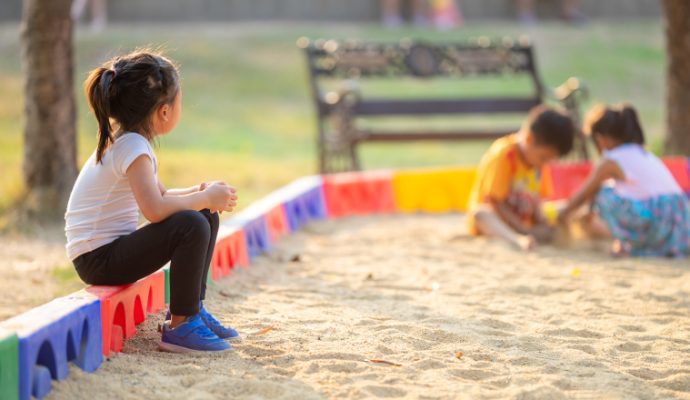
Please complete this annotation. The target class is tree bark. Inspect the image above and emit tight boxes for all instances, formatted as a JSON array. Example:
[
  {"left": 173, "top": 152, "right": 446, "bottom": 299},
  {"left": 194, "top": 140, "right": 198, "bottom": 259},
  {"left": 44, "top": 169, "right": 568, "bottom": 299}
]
[
  {"left": 663, "top": 0, "right": 690, "bottom": 156},
  {"left": 20, "top": 0, "right": 78, "bottom": 220}
]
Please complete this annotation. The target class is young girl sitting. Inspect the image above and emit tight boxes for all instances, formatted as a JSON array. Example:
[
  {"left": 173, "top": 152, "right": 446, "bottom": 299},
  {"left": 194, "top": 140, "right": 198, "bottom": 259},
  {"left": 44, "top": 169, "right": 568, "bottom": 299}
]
[
  {"left": 558, "top": 104, "right": 690, "bottom": 257},
  {"left": 65, "top": 50, "right": 239, "bottom": 352}
]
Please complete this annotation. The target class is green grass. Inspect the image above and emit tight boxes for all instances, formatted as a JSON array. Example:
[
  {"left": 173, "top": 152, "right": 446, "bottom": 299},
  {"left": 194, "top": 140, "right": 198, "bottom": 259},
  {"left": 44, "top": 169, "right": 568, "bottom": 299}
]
[{"left": 0, "top": 20, "right": 665, "bottom": 213}]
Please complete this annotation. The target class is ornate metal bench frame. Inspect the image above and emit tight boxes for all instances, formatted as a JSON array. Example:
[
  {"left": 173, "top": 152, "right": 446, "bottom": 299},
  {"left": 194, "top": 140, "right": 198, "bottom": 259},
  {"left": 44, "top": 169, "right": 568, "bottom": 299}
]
[{"left": 299, "top": 37, "right": 588, "bottom": 173}]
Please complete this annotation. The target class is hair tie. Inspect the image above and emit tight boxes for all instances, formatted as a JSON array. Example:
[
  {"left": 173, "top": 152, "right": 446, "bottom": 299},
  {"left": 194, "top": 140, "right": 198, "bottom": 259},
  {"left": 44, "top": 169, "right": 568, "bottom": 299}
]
[{"left": 110, "top": 69, "right": 117, "bottom": 78}]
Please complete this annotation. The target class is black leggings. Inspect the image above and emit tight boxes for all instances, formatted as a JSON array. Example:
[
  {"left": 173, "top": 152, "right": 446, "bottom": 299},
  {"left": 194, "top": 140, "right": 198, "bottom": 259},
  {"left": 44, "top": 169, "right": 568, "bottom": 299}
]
[{"left": 73, "top": 209, "right": 219, "bottom": 316}]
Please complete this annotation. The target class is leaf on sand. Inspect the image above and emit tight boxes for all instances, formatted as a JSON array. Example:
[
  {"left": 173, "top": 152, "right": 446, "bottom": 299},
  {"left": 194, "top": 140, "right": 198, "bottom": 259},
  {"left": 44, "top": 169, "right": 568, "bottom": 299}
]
[
  {"left": 455, "top": 351, "right": 463, "bottom": 359},
  {"left": 254, "top": 326, "right": 274, "bottom": 336},
  {"left": 368, "top": 359, "right": 402, "bottom": 367}
]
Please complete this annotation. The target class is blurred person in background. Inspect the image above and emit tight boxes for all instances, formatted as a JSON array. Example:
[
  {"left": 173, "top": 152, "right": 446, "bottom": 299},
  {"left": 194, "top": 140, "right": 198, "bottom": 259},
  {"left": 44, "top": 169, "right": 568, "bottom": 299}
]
[
  {"left": 71, "top": 0, "right": 108, "bottom": 32},
  {"left": 515, "top": 0, "right": 586, "bottom": 25},
  {"left": 382, "top": 0, "right": 463, "bottom": 29}
]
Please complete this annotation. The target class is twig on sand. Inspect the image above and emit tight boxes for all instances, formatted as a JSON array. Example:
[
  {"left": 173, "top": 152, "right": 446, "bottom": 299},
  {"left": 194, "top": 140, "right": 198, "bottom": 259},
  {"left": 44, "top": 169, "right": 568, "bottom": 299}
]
[
  {"left": 254, "top": 326, "right": 275, "bottom": 336},
  {"left": 367, "top": 359, "right": 402, "bottom": 367}
]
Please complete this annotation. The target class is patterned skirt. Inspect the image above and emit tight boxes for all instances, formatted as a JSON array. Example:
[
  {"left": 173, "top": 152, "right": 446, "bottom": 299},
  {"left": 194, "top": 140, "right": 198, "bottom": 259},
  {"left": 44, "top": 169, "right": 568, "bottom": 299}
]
[{"left": 594, "top": 187, "right": 690, "bottom": 257}]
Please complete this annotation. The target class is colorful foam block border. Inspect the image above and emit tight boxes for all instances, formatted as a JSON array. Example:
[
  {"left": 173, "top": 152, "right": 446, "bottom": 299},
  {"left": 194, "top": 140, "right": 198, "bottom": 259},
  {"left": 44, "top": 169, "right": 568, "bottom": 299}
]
[
  {"left": 0, "top": 296, "right": 102, "bottom": 400},
  {"left": 3, "top": 158, "right": 689, "bottom": 396}
]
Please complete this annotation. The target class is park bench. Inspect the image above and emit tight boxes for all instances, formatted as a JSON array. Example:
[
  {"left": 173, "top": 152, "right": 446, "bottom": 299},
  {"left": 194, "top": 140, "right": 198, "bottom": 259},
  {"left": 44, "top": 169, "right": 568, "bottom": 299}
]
[{"left": 299, "top": 37, "right": 588, "bottom": 173}]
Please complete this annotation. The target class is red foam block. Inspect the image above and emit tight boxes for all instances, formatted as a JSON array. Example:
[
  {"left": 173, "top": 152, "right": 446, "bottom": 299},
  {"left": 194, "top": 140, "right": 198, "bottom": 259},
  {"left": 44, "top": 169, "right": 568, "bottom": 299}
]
[
  {"left": 323, "top": 171, "right": 396, "bottom": 218},
  {"left": 84, "top": 270, "right": 165, "bottom": 356},
  {"left": 545, "top": 161, "right": 593, "bottom": 201},
  {"left": 265, "top": 204, "right": 289, "bottom": 243},
  {"left": 662, "top": 157, "right": 690, "bottom": 192},
  {"left": 211, "top": 228, "right": 249, "bottom": 281}
]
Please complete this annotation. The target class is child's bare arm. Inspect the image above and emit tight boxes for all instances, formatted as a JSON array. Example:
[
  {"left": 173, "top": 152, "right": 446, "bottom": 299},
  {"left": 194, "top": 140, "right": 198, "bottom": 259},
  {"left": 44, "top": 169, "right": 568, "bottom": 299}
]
[
  {"left": 128, "top": 155, "right": 236, "bottom": 223},
  {"left": 158, "top": 181, "right": 203, "bottom": 197},
  {"left": 558, "top": 159, "right": 624, "bottom": 222},
  {"left": 492, "top": 199, "right": 532, "bottom": 235}
]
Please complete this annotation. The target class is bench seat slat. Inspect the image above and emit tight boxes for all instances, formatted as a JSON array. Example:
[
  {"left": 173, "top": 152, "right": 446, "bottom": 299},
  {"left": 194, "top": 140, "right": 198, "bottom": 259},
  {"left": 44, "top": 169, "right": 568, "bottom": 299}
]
[
  {"left": 353, "top": 98, "right": 541, "bottom": 116},
  {"left": 360, "top": 129, "right": 515, "bottom": 142}
]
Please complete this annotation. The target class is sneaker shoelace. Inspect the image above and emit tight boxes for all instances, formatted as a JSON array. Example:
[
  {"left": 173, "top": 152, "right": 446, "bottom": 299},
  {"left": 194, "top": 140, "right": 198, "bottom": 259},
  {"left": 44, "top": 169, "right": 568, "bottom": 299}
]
[{"left": 200, "top": 307, "right": 225, "bottom": 330}]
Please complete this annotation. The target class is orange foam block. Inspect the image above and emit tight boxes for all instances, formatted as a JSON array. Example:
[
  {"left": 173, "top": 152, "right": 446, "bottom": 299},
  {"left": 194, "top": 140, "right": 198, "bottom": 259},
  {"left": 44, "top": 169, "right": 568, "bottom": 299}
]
[
  {"left": 392, "top": 167, "right": 477, "bottom": 213},
  {"left": 323, "top": 170, "right": 396, "bottom": 218},
  {"left": 80, "top": 270, "right": 165, "bottom": 356},
  {"left": 211, "top": 226, "right": 249, "bottom": 281}
]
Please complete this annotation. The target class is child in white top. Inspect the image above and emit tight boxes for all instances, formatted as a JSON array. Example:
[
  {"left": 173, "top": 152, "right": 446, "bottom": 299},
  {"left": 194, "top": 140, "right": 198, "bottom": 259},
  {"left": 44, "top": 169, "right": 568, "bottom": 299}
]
[
  {"left": 558, "top": 103, "right": 690, "bottom": 257},
  {"left": 65, "top": 50, "right": 240, "bottom": 352}
]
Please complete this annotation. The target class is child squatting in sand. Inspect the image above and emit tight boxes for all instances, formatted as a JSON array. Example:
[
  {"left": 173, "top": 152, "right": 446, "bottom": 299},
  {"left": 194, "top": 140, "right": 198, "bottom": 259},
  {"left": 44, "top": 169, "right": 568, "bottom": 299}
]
[
  {"left": 467, "top": 105, "right": 575, "bottom": 250},
  {"left": 558, "top": 103, "right": 690, "bottom": 257},
  {"left": 65, "top": 50, "right": 240, "bottom": 353}
]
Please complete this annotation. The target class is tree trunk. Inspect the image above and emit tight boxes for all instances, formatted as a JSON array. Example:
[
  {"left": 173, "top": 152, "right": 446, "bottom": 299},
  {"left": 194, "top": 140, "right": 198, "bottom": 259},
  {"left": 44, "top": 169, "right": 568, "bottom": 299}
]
[
  {"left": 20, "top": 0, "right": 78, "bottom": 220},
  {"left": 663, "top": 0, "right": 690, "bottom": 156}
]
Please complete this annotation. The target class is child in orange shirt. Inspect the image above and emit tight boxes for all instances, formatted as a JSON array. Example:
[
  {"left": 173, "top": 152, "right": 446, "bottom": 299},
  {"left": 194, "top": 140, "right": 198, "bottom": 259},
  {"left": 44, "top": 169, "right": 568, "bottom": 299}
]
[{"left": 467, "top": 105, "right": 575, "bottom": 250}]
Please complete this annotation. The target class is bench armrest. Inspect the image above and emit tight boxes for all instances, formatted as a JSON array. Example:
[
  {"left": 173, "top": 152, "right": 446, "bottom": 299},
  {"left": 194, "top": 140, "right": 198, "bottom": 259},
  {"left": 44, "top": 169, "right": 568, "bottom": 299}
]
[
  {"left": 547, "top": 77, "right": 588, "bottom": 104},
  {"left": 320, "top": 79, "right": 362, "bottom": 108}
]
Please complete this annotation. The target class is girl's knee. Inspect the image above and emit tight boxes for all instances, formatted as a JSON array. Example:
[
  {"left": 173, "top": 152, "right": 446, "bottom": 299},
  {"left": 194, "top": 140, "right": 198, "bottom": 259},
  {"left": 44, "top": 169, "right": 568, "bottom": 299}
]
[
  {"left": 171, "top": 210, "right": 211, "bottom": 239},
  {"left": 200, "top": 209, "right": 220, "bottom": 229}
]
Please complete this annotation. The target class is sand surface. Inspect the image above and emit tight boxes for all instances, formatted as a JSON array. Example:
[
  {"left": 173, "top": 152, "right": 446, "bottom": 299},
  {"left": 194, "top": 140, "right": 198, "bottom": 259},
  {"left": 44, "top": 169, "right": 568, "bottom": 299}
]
[
  {"left": 0, "top": 232, "right": 73, "bottom": 321},
  {"left": 34, "top": 214, "right": 690, "bottom": 399}
]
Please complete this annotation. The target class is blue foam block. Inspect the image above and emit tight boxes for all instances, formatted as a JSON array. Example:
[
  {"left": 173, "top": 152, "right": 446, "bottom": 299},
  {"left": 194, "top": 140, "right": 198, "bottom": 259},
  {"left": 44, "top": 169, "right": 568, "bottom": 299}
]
[
  {"left": 242, "top": 217, "right": 270, "bottom": 259},
  {"left": 281, "top": 177, "right": 326, "bottom": 232},
  {"left": 0, "top": 295, "right": 103, "bottom": 400}
]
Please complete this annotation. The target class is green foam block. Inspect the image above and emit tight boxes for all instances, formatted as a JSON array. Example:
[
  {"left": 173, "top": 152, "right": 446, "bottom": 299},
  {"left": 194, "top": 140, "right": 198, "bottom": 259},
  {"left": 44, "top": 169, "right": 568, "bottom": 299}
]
[
  {"left": 0, "top": 328, "right": 19, "bottom": 400},
  {"left": 162, "top": 265, "right": 170, "bottom": 305}
]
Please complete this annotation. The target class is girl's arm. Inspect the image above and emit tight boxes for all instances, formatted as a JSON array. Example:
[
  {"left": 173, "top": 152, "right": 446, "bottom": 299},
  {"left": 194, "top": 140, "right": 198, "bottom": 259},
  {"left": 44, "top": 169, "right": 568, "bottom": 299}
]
[
  {"left": 158, "top": 181, "right": 204, "bottom": 197},
  {"left": 128, "top": 155, "right": 236, "bottom": 223},
  {"left": 558, "top": 159, "right": 624, "bottom": 222}
]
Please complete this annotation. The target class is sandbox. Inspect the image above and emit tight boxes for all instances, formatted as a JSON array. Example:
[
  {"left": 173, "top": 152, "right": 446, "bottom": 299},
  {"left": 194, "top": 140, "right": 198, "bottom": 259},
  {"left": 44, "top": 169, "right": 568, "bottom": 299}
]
[{"left": 49, "top": 214, "right": 690, "bottom": 399}]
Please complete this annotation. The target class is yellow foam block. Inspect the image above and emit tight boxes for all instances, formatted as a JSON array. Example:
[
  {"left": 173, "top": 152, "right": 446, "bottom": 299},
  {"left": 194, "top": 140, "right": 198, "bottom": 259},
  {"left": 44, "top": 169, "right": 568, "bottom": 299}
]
[{"left": 392, "top": 167, "right": 477, "bottom": 213}]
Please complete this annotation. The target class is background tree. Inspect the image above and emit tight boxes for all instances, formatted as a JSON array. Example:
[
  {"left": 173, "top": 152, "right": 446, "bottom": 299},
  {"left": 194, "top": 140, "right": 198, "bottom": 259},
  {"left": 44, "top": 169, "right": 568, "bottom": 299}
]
[
  {"left": 20, "top": 0, "right": 78, "bottom": 221},
  {"left": 662, "top": 0, "right": 690, "bottom": 155}
]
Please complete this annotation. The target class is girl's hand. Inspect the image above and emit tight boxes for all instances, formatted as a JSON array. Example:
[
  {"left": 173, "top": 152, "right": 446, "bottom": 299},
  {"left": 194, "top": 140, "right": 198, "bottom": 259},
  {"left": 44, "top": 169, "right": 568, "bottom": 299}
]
[
  {"left": 204, "top": 182, "right": 237, "bottom": 213},
  {"left": 199, "top": 182, "right": 208, "bottom": 192}
]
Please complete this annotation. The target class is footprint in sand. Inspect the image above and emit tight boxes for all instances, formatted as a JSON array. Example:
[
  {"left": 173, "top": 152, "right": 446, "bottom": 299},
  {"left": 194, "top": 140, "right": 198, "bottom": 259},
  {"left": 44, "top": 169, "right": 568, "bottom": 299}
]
[
  {"left": 543, "top": 328, "right": 604, "bottom": 339},
  {"left": 362, "top": 385, "right": 407, "bottom": 398},
  {"left": 615, "top": 341, "right": 649, "bottom": 352},
  {"left": 654, "top": 374, "right": 690, "bottom": 393},
  {"left": 448, "top": 368, "right": 498, "bottom": 381},
  {"left": 568, "top": 344, "right": 597, "bottom": 355},
  {"left": 619, "top": 324, "right": 646, "bottom": 333},
  {"left": 413, "top": 359, "right": 447, "bottom": 370}
]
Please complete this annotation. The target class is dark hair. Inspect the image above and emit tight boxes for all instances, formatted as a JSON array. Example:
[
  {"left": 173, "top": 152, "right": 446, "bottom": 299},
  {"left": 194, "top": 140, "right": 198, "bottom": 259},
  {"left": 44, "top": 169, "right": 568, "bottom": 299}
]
[
  {"left": 524, "top": 105, "right": 575, "bottom": 156},
  {"left": 583, "top": 103, "right": 645, "bottom": 146},
  {"left": 84, "top": 50, "right": 180, "bottom": 163}
]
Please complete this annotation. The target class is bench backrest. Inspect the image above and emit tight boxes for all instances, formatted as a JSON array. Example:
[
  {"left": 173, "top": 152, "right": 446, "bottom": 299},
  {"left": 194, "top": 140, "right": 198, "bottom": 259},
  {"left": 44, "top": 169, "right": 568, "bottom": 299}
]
[{"left": 299, "top": 37, "right": 546, "bottom": 117}]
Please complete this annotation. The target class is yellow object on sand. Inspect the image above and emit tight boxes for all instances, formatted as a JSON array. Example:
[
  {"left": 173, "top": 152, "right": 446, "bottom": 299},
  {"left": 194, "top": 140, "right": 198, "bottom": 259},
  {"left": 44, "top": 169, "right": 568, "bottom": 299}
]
[{"left": 571, "top": 267, "right": 581, "bottom": 278}]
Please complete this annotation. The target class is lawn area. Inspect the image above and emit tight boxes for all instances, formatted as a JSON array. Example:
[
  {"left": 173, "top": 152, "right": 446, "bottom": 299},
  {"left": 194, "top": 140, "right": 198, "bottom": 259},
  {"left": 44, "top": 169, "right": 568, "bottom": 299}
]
[{"left": 0, "top": 20, "right": 665, "bottom": 213}]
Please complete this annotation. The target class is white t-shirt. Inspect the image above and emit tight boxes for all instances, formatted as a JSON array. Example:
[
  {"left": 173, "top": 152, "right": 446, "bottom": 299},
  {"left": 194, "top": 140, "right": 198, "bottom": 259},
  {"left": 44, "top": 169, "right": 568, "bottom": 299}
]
[
  {"left": 603, "top": 143, "right": 682, "bottom": 200},
  {"left": 65, "top": 133, "right": 157, "bottom": 260}
]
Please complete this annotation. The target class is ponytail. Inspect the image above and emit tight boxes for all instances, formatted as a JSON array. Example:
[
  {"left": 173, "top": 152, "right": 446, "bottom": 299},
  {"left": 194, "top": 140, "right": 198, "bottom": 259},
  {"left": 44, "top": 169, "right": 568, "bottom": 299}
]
[
  {"left": 84, "top": 67, "right": 117, "bottom": 163},
  {"left": 620, "top": 105, "right": 645, "bottom": 145},
  {"left": 83, "top": 50, "right": 180, "bottom": 164},
  {"left": 584, "top": 103, "right": 646, "bottom": 146}
]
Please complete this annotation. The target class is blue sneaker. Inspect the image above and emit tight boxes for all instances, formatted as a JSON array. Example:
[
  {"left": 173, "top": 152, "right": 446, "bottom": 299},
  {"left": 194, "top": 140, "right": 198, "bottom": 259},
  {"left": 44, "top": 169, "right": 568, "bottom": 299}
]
[
  {"left": 165, "top": 302, "right": 241, "bottom": 341},
  {"left": 199, "top": 303, "right": 241, "bottom": 340},
  {"left": 159, "top": 314, "right": 231, "bottom": 353}
]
